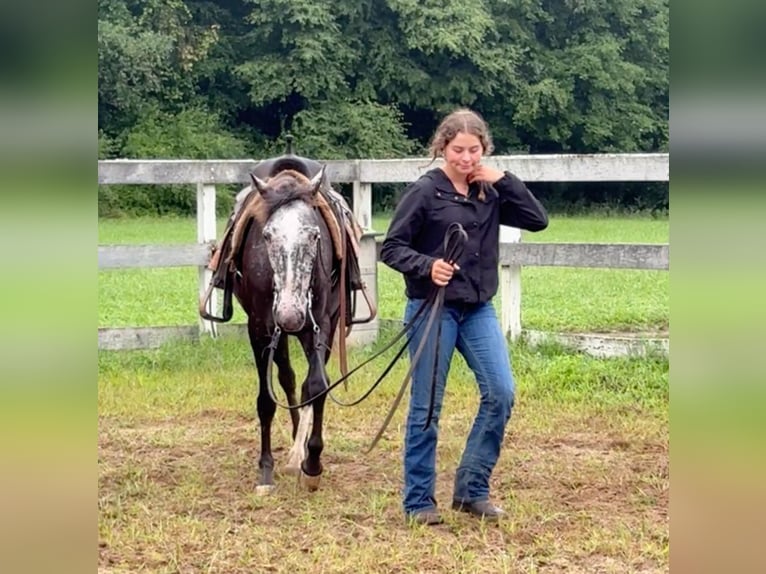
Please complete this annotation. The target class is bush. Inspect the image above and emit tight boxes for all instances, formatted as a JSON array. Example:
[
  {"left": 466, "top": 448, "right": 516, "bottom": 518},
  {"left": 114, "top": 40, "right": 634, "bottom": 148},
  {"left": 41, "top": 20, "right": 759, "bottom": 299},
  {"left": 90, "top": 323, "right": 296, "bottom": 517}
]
[
  {"left": 99, "top": 106, "right": 247, "bottom": 217},
  {"left": 97, "top": 184, "right": 237, "bottom": 218},
  {"left": 290, "top": 100, "right": 417, "bottom": 159}
]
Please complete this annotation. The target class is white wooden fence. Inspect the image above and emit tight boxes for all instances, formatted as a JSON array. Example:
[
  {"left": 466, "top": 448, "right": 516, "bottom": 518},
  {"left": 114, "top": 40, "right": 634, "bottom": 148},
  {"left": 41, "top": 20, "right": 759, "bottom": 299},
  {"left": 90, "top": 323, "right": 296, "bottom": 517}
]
[{"left": 98, "top": 153, "right": 669, "bottom": 354}]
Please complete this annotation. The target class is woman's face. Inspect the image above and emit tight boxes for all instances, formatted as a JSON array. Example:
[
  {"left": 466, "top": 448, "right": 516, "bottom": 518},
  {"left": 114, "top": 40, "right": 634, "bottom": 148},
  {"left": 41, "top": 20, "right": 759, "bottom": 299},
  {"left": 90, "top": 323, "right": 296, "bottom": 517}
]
[{"left": 443, "top": 132, "right": 483, "bottom": 176}]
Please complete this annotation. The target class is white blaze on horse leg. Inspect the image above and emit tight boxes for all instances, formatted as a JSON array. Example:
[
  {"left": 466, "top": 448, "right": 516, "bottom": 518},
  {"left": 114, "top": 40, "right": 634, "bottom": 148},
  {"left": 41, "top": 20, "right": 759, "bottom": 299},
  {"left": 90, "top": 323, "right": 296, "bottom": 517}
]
[{"left": 284, "top": 406, "right": 313, "bottom": 475}]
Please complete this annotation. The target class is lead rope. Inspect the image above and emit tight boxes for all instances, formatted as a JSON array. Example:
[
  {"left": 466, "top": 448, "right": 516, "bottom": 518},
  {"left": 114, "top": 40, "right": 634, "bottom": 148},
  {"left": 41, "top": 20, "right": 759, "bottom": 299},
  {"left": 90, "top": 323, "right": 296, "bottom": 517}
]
[
  {"left": 263, "top": 223, "right": 468, "bottom": 455},
  {"left": 366, "top": 222, "right": 467, "bottom": 452},
  {"left": 422, "top": 222, "right": 468, "bottom": 431}
]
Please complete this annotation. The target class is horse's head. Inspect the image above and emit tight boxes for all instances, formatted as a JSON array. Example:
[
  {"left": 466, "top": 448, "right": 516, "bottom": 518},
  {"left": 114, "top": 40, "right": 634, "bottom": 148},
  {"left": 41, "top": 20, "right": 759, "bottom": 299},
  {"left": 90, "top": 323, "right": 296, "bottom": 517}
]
[{"left": 250, "top": 168, "right": 325, "bottom": 332}]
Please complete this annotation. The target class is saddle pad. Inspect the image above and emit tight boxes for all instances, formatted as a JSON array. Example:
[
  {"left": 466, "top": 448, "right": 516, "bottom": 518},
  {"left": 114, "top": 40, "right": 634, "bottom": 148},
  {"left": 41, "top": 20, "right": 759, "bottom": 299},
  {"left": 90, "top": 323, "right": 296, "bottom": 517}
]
[{"left": 226, "top": 186, "right": 347, "bottom": 266}]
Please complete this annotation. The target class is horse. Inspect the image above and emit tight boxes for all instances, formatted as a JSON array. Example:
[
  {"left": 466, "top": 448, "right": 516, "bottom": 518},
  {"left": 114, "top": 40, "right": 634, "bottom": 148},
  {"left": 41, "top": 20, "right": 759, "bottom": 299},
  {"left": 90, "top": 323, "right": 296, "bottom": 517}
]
[{"left": 232, "top": 164, "right": 341, "bottom": 493}]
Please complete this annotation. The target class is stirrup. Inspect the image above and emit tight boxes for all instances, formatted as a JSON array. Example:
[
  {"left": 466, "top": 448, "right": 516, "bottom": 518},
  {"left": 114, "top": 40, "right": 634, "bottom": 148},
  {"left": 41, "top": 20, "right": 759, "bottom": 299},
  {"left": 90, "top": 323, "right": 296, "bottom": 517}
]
[
  {"left": 199, "top": 272, "right": 234, "bottom": 323},
  {"left": 348, "top": 281, "right": 377, "bottom": 326}
]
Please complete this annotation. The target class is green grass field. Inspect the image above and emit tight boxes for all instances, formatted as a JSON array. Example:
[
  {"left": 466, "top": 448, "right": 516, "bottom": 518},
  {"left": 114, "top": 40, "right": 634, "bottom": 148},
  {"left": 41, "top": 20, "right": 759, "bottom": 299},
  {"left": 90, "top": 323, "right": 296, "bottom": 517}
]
[
  {"left": 99, "top": 213, "right": 668, "bottom": 573},
  {"left": 99, "top": 214, "right": 668, "bottom": 333},
  {"left": 99, "top": 325, "right": 668, "bottom": 573}
]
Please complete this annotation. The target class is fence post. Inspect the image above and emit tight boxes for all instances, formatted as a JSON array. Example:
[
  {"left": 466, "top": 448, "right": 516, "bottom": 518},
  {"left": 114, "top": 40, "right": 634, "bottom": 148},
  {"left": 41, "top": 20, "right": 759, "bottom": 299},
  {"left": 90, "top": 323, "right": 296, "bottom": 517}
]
[
  {"left": 197, "top": 183, "right": 217, "bottom": 336},
  {"left": 499, "top": 226, "right": 522, "bottom": 341},
  {"left": 352, "top": 172, "right": 373, "bottom": 231},
  {"left": 350, "top": 165, "right": 379, "bottom": 345}
]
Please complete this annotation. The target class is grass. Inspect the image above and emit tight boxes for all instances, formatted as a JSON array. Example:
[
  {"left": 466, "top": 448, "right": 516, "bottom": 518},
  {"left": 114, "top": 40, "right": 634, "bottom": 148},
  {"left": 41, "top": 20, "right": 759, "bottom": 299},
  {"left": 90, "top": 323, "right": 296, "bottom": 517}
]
[
  {"left": 99, "top": 214, "right": 668, "bottom": 572},
  {"left": 99, "top": 214, "right": 668, "bottom": 333},
  {"left": 515, "top": 215, "right": 668, "bottom": 333},
  {"left": 99, "top": 324, "right": 668, "bottom": 573}
]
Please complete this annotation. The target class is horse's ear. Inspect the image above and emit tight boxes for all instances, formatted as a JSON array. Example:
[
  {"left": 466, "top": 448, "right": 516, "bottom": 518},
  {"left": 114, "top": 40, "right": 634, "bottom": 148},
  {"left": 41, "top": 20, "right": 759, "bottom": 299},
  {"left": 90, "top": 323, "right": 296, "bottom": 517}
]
[
  {"left": 309, "top": 166, "right": 325, "bottom": 195},
  {"left": 250, "top": 174, "right": 269, "bottom": 195}
]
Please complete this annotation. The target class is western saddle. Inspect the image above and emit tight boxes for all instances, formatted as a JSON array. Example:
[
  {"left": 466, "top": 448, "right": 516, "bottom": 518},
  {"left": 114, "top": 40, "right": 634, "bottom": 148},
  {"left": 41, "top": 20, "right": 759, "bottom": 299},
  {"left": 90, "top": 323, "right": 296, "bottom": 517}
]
[{"left": 199, "top": 148, "right": 377, "bottom": 372}]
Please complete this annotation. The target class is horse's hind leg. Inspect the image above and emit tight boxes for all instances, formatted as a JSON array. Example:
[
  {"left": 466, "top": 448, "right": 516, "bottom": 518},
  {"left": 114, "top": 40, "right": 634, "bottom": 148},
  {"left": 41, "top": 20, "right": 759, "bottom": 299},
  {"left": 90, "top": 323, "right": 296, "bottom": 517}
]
[
  {"left": 270, "top": 336, "right": 299, "bottom": 436},
  {"left": 269, "top": 337, "right": 307, "bottom": 477},
  {"left": 284, "top": 405, "right": 313, "bottom": 478}
]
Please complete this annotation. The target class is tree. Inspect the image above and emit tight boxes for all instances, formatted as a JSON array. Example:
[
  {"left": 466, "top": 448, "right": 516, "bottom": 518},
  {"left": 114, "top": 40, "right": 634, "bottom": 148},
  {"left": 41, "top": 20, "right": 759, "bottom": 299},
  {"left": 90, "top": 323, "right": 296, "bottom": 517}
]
[
  {"left": 288, "top": 100, "right": 416, "bottom": 159},
  {"left": 98, "top": 0, "right": 669, "bottom": 213},
  {"left": 488, "top": 0, "right": 669, "bottom": 152},
  {"left": 98, "top": 0, "right": 220, "bottom": 138}
]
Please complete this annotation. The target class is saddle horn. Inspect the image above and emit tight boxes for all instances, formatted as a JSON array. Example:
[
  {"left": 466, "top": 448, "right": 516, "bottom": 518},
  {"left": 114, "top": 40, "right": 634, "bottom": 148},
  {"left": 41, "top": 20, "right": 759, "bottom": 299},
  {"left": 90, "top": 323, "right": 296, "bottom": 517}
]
[
  {"left": 250, "top": 173, "right": 269, "bottom": 194},
  {"left": 309, "top": 166, "right": 325, "bottom": 193}
]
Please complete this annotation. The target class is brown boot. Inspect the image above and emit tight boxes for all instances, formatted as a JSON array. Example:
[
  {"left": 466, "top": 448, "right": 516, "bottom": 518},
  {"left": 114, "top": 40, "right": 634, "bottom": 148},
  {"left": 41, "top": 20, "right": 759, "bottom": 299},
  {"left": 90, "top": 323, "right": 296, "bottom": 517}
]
[{"left": 451, "top": 499, "right": 506, "bottom": 521}]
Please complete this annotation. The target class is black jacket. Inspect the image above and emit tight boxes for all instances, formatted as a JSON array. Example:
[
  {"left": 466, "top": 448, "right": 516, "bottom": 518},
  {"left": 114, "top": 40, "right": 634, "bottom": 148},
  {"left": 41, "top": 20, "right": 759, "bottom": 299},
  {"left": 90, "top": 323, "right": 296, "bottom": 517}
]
[{"left": 380, "top": 168, "right": 548, "bottom": 304}]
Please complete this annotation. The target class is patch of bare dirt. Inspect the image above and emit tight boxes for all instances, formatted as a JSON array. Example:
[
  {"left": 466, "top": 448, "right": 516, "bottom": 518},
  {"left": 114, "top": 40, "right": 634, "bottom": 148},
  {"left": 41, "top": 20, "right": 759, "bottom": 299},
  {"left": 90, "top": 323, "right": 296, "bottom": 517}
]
[{"left": 99, "top": 407, "right": 668, "bottom": 573}]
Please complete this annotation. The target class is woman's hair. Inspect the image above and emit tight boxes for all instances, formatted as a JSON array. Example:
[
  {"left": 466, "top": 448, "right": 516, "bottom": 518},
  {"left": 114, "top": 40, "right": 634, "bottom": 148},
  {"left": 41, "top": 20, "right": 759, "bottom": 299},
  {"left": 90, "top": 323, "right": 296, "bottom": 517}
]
[
  {"left": 427, "top": 108, "right": 495, "bottom": 200},
  {"left": 428, "top": 108, "right": 495, "bottom": 160}
]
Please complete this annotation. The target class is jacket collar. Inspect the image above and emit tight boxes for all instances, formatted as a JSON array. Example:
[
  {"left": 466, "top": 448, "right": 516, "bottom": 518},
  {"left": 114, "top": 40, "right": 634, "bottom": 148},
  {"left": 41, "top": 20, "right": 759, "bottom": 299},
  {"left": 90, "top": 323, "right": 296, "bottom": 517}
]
[
  {"left": 428, "top": 167, "right": 496, "bottom": 201},
  {"left": 429, "top": 167, "right": 467, "bottom": 195}
]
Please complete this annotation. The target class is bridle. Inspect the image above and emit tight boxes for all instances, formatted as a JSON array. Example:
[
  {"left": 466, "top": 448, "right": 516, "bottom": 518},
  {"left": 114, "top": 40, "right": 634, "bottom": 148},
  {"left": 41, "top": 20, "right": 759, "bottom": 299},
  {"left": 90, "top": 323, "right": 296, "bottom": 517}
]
[{"left": 263, "top": 221, "right": 469, "bottom": 453}]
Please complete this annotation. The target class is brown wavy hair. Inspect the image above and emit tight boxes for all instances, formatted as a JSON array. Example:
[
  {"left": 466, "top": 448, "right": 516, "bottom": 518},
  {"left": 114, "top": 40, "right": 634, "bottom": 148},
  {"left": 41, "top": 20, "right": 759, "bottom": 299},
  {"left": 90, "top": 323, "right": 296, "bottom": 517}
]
[{"left": 427, "top": 108, "right": 494, "bottom": 200}]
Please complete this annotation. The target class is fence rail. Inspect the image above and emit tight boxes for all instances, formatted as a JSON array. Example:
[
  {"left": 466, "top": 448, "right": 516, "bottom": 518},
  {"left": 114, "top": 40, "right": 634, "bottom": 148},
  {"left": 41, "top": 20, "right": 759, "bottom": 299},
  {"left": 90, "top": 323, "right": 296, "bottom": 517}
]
[
  {"left": 98, "top": 324, "right": 248, "bottom": 352},
  {"left": 373, "top": 242, "right": 669, "bottom": 271},
  {"left": 98, "top": 153, "right": 669, "bottom": 352},
  {"left": 98, "top": 153, "right": 668, "bottom": 185},
  {"left": 98, "top": 244, "right": 211, "bottom": 269},
  {"left": 100, "top": 241, "right": 669, "bottom": 272},
  {"left": 498, "top": 242, "right": 669, "bottom": 270}
]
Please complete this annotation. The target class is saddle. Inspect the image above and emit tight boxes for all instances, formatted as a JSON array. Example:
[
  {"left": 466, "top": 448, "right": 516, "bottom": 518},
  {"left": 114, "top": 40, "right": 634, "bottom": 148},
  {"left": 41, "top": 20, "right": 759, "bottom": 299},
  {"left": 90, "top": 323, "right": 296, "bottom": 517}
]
[{"left": 200, "top": 152, "right": 375, "bottom": 336}]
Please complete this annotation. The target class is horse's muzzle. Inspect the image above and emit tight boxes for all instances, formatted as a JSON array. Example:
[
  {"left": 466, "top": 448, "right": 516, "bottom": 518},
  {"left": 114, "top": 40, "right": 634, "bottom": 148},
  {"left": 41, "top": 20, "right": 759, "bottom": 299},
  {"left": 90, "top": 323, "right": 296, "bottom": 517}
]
[{"left": 275, "top": 303, "right": 306, "bottom": 332}]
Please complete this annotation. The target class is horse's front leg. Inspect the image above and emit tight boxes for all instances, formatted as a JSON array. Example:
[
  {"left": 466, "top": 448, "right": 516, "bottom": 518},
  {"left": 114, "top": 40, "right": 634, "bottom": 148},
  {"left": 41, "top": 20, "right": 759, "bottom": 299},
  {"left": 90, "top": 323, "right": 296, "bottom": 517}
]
[
  {"left": 287, "top": 329, "right": 330, "bottom": 491},
  {"left": 250, "top": 333, "right": 277, "bottom": 494}
]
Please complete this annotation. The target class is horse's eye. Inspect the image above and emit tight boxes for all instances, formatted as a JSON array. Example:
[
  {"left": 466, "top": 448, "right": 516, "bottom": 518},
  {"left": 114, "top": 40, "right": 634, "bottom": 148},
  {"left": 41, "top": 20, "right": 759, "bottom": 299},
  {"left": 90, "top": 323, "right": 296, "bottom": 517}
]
[{"left": 263, "top": 229, "right": 272, "bottom": 242}]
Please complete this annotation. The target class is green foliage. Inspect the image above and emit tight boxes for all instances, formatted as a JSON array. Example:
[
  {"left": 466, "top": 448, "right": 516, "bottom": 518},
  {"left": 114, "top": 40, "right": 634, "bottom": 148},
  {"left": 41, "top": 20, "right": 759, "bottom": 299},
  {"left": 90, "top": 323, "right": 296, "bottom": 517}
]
[
  {"left": 98, "top": 0, "right": 669, "bottom": 215},
  {"left": 388, "top": 0, "right": 492, "bottom": 54},
  {"left": 121, "top": 105, "right": 247, "bottom": 159},
  {"left": 98, "top": 130, "right": 119, "bottom": 160},
  {"left": 237, "top": 0, "right": 355, "bottom": 105},
  {"left": 290, "top": 100, "right": 417, "bottom": 159},
  {"left": 380, "top": 0, "right": 519, "bottom": 108},
  {"left": 533, "top": 182, "right": 669, "bottom": 215},
  {"left": 99, "top": 106, "right": 246, "bottom": 217},
  {"left": 98, "top": 0, "right": 220, "bottom": 134},
  {"left": 98, "top": 16, "right": 175, "bottom": 132},
  {"left": 493, "top": 0, "right": 669, "bottom": 152}
]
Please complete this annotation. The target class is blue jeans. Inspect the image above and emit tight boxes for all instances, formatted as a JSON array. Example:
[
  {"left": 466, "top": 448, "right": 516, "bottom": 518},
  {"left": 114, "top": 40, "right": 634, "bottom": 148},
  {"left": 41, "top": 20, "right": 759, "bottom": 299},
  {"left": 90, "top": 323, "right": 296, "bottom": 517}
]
[{"left": 402, "top": 299, "right": 515, "bottom": 515}]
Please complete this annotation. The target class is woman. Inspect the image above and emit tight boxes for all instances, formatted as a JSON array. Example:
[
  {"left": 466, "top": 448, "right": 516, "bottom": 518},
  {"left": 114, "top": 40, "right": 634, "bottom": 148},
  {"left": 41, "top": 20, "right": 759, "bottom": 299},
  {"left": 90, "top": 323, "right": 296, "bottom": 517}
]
[{"left": 380, "top": 109, "right": 548, "bottom": 525}]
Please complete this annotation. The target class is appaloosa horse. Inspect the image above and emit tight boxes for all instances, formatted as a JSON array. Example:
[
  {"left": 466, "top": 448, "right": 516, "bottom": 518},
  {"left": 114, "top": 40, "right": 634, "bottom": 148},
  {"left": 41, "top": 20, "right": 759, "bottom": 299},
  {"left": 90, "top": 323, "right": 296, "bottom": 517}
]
[{"left": 233, "top": 164, "right": 341, "bottom": 493}]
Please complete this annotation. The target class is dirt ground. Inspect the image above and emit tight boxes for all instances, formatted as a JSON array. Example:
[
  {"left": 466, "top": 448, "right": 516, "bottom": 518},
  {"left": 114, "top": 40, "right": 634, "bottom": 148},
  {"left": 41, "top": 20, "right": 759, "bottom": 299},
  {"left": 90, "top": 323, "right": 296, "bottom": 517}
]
[{"left": 98, "top": 402, "right": 668, "bottom": 574}]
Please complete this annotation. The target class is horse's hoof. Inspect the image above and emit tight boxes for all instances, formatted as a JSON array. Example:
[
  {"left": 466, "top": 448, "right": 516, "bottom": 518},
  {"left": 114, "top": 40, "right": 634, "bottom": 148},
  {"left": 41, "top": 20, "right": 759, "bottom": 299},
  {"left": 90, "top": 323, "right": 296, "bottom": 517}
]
[
  {"left": 255, "top": 484, "right": 276, "bottom": 496},
  {"left": 300, "top": 471, "right": 321, "bottom": 492}
]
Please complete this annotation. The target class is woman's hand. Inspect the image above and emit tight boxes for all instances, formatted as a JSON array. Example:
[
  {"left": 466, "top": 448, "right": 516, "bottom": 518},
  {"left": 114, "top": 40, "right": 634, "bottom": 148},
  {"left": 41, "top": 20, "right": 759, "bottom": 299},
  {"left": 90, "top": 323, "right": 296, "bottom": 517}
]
[
  {"left": 467, "top": 164, "right": 505, "bottom": 184},
  {"left": 430, "top": 258, "right": 459, "bottom": 287}
]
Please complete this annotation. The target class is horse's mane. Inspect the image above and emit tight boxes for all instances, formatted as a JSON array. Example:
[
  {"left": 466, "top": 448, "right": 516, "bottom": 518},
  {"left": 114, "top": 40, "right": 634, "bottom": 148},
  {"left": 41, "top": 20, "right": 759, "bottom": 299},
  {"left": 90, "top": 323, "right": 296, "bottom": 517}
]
[
  {"left": 227, "top": 169, "right": 323, "bottom": 267},
  {"left": 259, "top": 169, "right": 316, "bottom": 219}
]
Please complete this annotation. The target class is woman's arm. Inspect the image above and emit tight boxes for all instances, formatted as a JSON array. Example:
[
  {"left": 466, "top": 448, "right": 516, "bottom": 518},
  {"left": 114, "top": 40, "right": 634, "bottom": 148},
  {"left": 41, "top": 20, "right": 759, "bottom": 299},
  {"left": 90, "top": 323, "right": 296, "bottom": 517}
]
[
  {"left": 494, "top": 171, "right": 548, "bottom": 231},
  {"left": 469, "top": 165, "right": 548, "bottom": 232},
  {"left": 380, "top": 184, "right": 436, "bottom": 279}
]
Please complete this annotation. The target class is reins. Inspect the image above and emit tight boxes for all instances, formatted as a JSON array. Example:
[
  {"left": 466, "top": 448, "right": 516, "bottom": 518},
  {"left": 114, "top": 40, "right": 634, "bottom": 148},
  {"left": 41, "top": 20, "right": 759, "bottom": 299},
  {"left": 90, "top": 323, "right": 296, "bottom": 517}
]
[
  {"left": 264, "top": 222, "right": 468, "bottom": 453},
  {"left": 366, "top": 222, "right": 467, "bottom": 452}
]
